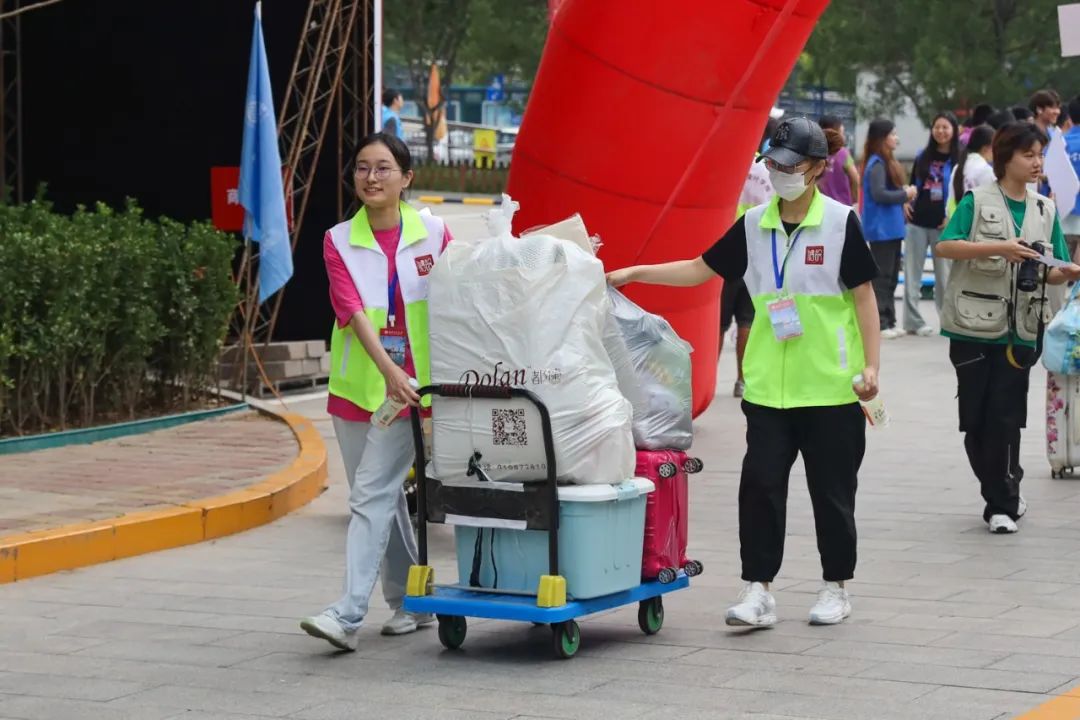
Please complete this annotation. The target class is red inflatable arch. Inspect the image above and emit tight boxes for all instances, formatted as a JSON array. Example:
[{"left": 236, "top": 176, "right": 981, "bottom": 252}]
[{"left": 508, "top": 0, "right": 830, "bottom": 416}]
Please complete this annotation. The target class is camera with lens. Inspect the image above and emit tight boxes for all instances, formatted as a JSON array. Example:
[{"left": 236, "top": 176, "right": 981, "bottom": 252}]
[{"left": 1016, "top": 241, "right": 1046, "bottom": 293}]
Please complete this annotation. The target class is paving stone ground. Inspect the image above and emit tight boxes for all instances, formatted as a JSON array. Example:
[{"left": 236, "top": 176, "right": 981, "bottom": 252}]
[
  {"left": 0, "top": 410, "right": 296, "bottom": 535},
  {"left": 2, "top": 206, "right": 1079, "bottom": 719}
]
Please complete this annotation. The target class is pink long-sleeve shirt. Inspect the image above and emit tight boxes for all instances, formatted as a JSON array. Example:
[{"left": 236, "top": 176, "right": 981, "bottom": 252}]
[{"left": 324, "top": 224, "right": 452, "bottom": 422}]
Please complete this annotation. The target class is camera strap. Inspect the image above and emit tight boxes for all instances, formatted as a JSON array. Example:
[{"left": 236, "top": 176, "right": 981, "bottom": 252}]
[{"left": 1006, "top": 263, "right": 1048, "bottom": 370}]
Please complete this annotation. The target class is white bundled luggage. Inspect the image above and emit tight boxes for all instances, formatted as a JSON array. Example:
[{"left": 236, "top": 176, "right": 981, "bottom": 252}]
[
  {"left": 606, "top": 288, "right": 694, "bottom": 450},
  {"left": 428, "top": 197, "right": 635, "bottom": 485}
]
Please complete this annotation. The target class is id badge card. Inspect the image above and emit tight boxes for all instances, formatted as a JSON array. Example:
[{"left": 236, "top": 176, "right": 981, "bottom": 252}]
[
  {"left": 380, "top": 326, "right": 408, "bottom": 368},
  {"left": 767, "top": 297, "right": 803, "bottom": 341}
]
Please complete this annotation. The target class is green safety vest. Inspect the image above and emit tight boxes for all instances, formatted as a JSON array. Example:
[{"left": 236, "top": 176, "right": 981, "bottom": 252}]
[
  {"left": 327, "top": 203, "right": 445, "bottom": 412},
  {"left": 741, "top": 189, "right": 866, "bottom": 409}
]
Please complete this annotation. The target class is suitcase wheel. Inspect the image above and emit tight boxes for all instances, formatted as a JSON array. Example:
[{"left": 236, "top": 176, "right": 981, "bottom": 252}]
[
  {"left": 683, "top": 560, "right": 704, "bottom": 577},
  {"left": 1052, "top": 467, "right": 1075, "bottom": 479},
  {"left": 656, "top": 567, "right": 677, "bottom": 584},
  {"left": 638, "top": 597, "right": 664, "bottom": 635},
  {"left": 552, "top": 620, "right": 581, "bottom": 659},
  {"left": 437, "top": 615, "right": 467, "bottom": 650},
  {"left": 683, "top": 457, "right": 704, "bottom": 474},
  {"left": 658, "top": 462, "right": 678, "bottom": 479}
]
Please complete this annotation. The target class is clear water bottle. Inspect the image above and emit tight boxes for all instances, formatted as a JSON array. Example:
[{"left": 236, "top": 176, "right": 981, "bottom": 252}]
[
  {"left": 372, "top": 378, "right": 419, "bottom": 429},
  {"left": 853, "top": 373, "right": 889, "bottom": 428}
]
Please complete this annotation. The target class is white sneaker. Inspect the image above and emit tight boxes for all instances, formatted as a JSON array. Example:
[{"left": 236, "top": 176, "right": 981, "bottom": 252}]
[
  {"left": 914, "top": 325, "right": 936, "bottom": 337},
  {"left": 988, "top": 514, "right": 1018, "bottom": 534},
  {"left": 300, "top": 612, "right": 358, "bottom": 651},
  {"left": 381, "top": 608, "right": 435, "bottom": 636},
  {"left": 1017, "top": 496, "right": 1027, "bottom": 518},
  {"left": 881, "top": 327, "right": 903, "bottom": 340},
  {"left": 808, "top": 582, "right": 852, "bottom": 625},
  {"left": 725, "top": 582, "right": 777, "bottom": 628}
]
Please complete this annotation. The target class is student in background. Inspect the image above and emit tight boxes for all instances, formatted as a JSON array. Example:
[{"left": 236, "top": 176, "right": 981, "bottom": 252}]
[
  {"left": 1012, "top": 106, "right": 1035, "bottom": 123},
  {"left": 817, "top": 116, "right": 859, "bottom": 206},
  {"left": 1063, "top": 97, "right": 1080, "bottom": 260},
  {"left": 903, "top": 112, "right": 960, "bottom": 335},
  {"left": 960, "top": 104, "right": 994, "bottom": 145},
  {"left": 950, "top": 125, "right": 996, "bottom": 213},
  {"left": 381, "top": 88, "right": 406, "bottom": 140},
  {"left": 987, "top": 110, "right": 1017, "bottom": 130},
  {"left": 861, "top": 119, "right": 917, "bottom": 338},
  {"left": 1030, "top": 90, "right": 1063, "bottom": 141}
]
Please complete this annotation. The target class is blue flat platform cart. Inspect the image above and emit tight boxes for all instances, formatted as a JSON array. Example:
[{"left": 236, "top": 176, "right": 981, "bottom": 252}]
[{"left": 402, "top": 383, "right": 693, "bottom": 659}]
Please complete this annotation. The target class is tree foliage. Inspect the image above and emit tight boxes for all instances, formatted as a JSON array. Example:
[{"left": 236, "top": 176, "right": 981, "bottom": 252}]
[{"left": 803, "top": 0, "right": 1080, "bottom": 122}]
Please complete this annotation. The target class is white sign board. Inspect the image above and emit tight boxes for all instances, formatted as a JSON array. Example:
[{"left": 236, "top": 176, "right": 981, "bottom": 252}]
[
  {"left": 1060, "top": 3, "right": 1080, "bottom": 57},
  {"left": 1047, "top": 131, "right": 1080, "bottom": 217}
]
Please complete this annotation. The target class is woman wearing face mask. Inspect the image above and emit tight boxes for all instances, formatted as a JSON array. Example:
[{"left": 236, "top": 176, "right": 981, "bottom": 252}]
[
  {"left": 608, "top": 117, "right": 881, "bottom": 628},
  {"left": 903, "top": 112, "right": 960, "bottom": 335},
  {"left": 300, "top": 132, "right": 452, "bottom": 651},
  {"left": 861, "top": 119, "right": 918, "bottom": 339}
]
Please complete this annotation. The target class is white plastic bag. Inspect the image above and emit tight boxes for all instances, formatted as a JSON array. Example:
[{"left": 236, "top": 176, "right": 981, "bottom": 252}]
[
  {"left": 428, "top": 196, "right": 635, "bottom": 485},
  {"left": 606, "top": 287, "right": 694, "bottom": 450}
]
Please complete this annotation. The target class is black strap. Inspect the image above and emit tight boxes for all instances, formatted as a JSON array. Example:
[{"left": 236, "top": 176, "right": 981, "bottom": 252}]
[
  {"left": 1006, "top": 264, "right": 1048, "bottom": 370},
  {"left": 469, "top": 529, "right": 484, "bottom": 587}
]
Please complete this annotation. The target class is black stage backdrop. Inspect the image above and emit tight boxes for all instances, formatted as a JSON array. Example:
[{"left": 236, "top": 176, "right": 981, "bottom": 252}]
[{"left": 21, "top": 0, "right": 370, "bottom": 341}]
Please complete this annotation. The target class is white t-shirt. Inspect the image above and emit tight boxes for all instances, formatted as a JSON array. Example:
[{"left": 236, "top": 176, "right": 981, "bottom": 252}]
[{"left": 962, "top": 154, "right": 996, "bottom": 196}]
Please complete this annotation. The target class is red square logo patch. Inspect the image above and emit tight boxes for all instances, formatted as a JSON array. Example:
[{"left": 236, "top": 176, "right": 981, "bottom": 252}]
[
  {"left": 414, "top": 254, "right": 435, "bottom": 276},
  {"left": 805, "top": 246, "right": 824, "bottom": 265}
]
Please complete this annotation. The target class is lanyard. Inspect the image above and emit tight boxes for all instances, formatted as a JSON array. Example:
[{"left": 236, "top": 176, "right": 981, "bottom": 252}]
[
  {"left": 387, "top": 219, "right": 404, "bottom": 326},
  {"left": 770, "top": 228, "right": 805, "bottom": 291},
  {"left": 996, "top": 184, "right": 1024, "bottom": 238}
]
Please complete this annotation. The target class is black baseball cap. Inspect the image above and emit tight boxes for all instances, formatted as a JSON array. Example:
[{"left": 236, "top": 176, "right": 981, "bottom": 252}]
[{"left": 758, "top": 116, "right": 829, "bottom": 167}]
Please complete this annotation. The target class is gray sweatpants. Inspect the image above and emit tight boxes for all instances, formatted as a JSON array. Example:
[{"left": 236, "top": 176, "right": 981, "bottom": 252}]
[{"left": 903, "top": 224, "right": 950, "bottom": 332}]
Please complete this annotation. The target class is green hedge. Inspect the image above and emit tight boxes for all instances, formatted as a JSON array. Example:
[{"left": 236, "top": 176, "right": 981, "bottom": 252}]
[
  {"left": 0, "top": 193, "right": 238, "bottom": 436},
  {"left": 412, "top": 160, "right": 509, "bottom": 195}
]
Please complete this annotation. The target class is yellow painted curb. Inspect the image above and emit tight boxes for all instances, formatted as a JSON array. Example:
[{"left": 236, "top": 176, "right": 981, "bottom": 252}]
[
  {"left": 1015, "top": 686, "right": 1080, "bottom": 719},
  {"left": 0, "top": 408, "right": 327, "bottom": 584},
  {"left": 461, "top": 197, "right": 496, "bottom": 205},
  {"left": 417, "top": 195, "right": 445, "bottom": 204}
]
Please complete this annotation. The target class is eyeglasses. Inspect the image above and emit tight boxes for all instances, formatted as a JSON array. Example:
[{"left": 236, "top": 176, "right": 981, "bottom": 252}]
[{"left": 354, "top": 164, "right": 400, "bottom": 180}]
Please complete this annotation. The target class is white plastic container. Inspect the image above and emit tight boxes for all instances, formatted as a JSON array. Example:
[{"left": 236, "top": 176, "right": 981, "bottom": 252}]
[
  {"left": 853, "top": 374, "right": 889, "bottom": 428},
  {"left": 452, "top": 478, "right": 654, "bottom": 599}
]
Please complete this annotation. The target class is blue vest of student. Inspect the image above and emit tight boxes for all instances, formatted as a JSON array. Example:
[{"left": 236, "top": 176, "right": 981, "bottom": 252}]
[{"left": 861, "top": 154, "right": 906, "bottom": 242}]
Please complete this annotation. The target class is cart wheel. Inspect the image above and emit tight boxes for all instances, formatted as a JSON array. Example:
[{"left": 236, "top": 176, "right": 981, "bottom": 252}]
[
  {"left": 683, "top": 457, "right": 704, "bottom": 474},
  {"left": 437, "top": 615, "right": 467, "bottom": 650},
  {"left": 657, "top": 567, "right": 677, "bottom": 584},
  {"left": 658, "top": 462, "right": 677, "bottom": 479},
  {"left": 1053, "top": 469, "right": 1062, "bottom": 479},
  {"left": 683, "top": 560, "right": 704, "bottom": 577},
  {"left": 638, "top": 597, "right": 664, "bottom": 635},
  {"left": 552, "top": 620, "right": 581, "bottom": 659}
]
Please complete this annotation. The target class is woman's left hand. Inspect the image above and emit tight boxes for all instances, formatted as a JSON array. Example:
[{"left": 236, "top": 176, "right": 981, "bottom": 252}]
[
  {"left": 855, "top": 367, "right": 879, "bottom": 402},
  {"left": 1063, "top": 263, "right": 1080, "bottom": 282}
]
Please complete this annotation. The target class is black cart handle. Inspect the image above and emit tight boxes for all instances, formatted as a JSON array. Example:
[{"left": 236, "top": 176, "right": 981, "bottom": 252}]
[{"left": 409, "top": 384, "right": 560, "bottom": 578}]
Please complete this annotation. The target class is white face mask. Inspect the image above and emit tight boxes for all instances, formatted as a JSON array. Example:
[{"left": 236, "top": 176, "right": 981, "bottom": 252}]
[{"left": 768, "top": 166, "right": 811, "bottom": 201}]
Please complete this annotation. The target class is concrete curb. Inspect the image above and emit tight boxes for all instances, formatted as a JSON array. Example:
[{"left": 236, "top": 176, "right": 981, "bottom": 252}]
[{"left": 0, "top": 408, "right": 327, "bottom": 584}]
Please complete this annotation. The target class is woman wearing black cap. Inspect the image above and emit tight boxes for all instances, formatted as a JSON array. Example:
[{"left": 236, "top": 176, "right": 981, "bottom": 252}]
[{"left": 608, "top": 117, "right": 881, "bottom": 627}]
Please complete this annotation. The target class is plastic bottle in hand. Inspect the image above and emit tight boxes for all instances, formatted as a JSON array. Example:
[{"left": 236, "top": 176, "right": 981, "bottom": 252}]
[
  {"left": 853, "top": 373, "right": 889, "bottom": 428},
  {"left": 373, "top": 378, "right": 419, "bottom": 429}
]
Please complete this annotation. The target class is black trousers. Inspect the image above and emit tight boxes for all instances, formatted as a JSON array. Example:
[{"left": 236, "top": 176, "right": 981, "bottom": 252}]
[
  {"left": 739, "top": 401, "right": 865, "bottom": 583},
  {"left": 949, "top": 340, "right": 1029, "bottom": 521},
  {"left": 868, "top": 239, "right": 902, "bottom": 330}
]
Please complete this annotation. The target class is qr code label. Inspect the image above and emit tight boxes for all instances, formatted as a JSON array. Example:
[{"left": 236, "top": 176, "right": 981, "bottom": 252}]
[{"left": 491, "top": 409, "right": 527, "bottom": 446}]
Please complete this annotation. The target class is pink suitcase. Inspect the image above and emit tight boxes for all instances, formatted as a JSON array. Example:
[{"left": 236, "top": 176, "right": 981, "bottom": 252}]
[{"left": 636, "top": 449, "right": 704, "bottom": 583}]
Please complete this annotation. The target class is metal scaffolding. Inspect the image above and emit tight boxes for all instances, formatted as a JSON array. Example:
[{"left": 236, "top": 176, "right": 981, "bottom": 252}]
[{"left": 0, "top": 0, "right": 23, "bottom": 204}]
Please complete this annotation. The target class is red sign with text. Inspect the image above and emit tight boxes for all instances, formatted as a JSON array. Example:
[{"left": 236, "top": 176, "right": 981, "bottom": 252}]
[{"left": 210, "top": 166, "right": 294, "bottom": 233}]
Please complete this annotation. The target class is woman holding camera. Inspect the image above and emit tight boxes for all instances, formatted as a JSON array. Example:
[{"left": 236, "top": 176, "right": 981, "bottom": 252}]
[{"left": 935, "top": 123, "right": 1080, "bottom": 534}]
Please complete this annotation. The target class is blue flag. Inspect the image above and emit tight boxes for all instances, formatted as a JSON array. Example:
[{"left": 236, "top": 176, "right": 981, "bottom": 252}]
[{"left": 238, "top": 1, "right": 292, "bottom": 304}]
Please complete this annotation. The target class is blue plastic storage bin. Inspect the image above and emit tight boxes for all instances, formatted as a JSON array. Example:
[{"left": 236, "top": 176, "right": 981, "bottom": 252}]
[{"left": 452, "top": 478, "right": 654, "bottom": 600}]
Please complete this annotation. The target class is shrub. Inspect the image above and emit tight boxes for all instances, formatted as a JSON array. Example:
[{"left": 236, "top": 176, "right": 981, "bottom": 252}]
[{"left": 0, "top": 194, "right": 238, "bottom": 435}]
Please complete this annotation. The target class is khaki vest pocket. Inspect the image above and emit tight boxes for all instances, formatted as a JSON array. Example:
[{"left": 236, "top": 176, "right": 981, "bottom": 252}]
[{"left": 954, "top": 291, "right": 1009, "bottom": 334}]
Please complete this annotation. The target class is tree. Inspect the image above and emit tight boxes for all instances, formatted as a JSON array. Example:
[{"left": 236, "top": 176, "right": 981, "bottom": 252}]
[
  {"left": 802, "top": 0, "right": 1080, "bottom": 123},
  {"left": 383, "top": 0, "right": 549, "bottom": 159}
]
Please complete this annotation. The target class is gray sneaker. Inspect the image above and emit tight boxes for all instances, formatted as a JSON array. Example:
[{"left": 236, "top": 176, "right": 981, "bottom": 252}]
[
  {"left": 381, "top": 609, "right": 435, "bottom": 636},
  {"left": 300, "top": 612, "right": 358, "bottom": 651}
]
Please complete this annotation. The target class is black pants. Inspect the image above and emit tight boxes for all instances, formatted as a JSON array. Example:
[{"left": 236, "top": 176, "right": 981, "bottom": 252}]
[
  {"left": 949, "top": 340, "right": 1029, "bottom": 521},
  {"left": 869, "top": 239, "right": 902, "bottom": 330},
  {"left": 739, "top": 401, "right": 865, "bottom": 583}
]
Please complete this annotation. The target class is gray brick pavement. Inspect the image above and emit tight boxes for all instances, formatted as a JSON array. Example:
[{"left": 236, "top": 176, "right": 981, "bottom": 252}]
[{"left": 2, "top": 293, "right": 1080, "bottom": 719}]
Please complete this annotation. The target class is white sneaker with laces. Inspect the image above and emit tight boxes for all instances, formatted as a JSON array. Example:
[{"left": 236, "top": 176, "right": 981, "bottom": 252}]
[
  {"left": 300, "top": 612, "right": 358, "bottom": 651},
  {"left": 988, "top": 514, "right": 1018, "bottom": 534},
  {"left": 808, "top": 582, "right": 852, "bottom": 625},
  {"left": 725, "top": 582, "right": 777, "bottom": 628},
  {"left": 914, "top": 325, "right": 935, "bottom": 337},
  {"left": 381, "top": 609, "right": 435, "bottom": 636}
]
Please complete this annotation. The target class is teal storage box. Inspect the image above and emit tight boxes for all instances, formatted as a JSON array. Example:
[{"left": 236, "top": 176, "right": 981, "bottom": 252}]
[{"left": 452, "top": 478, "right": 654, "bottom": 600}]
